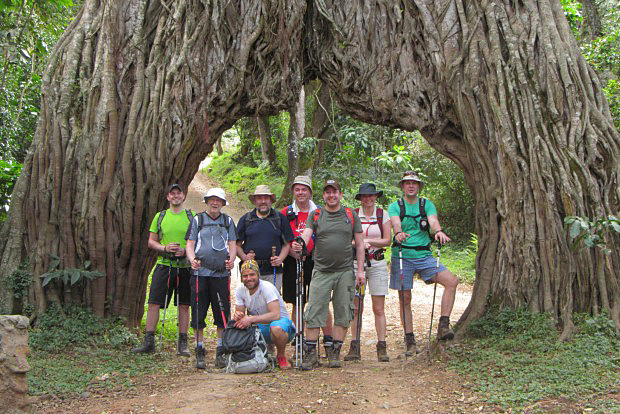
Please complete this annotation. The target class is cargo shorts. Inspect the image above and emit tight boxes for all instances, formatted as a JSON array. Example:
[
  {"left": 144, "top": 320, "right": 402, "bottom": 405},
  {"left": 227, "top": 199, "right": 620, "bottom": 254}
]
[{"left": 304, "top": 268, "right": 355, "bottom": 328}]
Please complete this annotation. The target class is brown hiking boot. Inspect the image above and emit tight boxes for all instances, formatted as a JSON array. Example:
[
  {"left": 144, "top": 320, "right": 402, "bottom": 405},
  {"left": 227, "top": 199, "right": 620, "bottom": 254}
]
[
  {"left": 438, "top": 317, "right": 454, "bottom": 340},
  {"left": 195, "top": 346, "right": 206, "bottom": 370},
  {"left": 404, "top": 333, "right": 416, "bottom": 356},
  {"left": 343, "top": 340, "right": 361, "bottom": 361},
  {"left": 177, "top": 333, "right": 190, "bottom": 357},
  {"left": 376, "top": 341, "right": 390, "bottom": 362},
  {"left": 327, "top": 341, "right": 342, "bottom": 368},
  {"left": 301, "top": 344, "right": 319, "bottom": 370},
  {"left": 131, "top": 331, "right": 155, "bottom": 354}
]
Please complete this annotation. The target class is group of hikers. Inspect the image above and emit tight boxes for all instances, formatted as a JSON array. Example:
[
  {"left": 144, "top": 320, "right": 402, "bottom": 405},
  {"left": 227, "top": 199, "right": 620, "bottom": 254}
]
[{"left": 131, "top": 171, "right": 459, "bottom": 371}]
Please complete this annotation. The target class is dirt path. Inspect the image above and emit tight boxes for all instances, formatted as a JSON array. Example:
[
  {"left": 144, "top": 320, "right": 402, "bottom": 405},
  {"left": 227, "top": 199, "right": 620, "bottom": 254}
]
[{"left": 35, "top": 172, "right": 482, "bottom": 413}]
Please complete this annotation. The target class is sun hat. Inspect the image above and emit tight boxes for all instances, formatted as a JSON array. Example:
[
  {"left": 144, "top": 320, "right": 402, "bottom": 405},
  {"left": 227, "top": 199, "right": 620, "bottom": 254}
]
[
  {"left": 398, "top": 171, "right": 424, "bottom": 190},
  {"left": 291, "top": 175, "right": 312, "bottom": 193},
  {"left": 203, "top": 187, "right": 227, "bottom": 205},
  {"left": 355, "top": 183, "right": 384, "bottom": 200},
  {"left": 323, "top": 179, "right": 341, "bottom": 192},
  {"left": 248, "top": 185, "right": 277, "bottom": 203}
]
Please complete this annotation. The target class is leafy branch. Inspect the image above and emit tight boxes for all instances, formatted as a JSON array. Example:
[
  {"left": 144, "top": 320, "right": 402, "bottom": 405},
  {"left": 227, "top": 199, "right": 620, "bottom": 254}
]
[
  {"left": 564, "top": 215, "right": 620, "bottom": 254},
  {"left": 40, "top": 255, "right": 104, "bottom": 287}
]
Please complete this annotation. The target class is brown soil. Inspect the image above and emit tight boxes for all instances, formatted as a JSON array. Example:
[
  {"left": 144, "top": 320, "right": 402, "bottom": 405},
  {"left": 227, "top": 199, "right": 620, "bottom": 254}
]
[{"left": 33, "top": 172, "right": 486, "bottom": 414}]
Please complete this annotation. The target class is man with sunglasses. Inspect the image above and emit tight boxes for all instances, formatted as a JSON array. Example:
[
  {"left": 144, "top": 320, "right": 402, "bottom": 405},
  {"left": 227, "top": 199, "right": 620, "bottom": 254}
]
[{"left": 186, "top": 188, "right": 237, "bottom": 369}]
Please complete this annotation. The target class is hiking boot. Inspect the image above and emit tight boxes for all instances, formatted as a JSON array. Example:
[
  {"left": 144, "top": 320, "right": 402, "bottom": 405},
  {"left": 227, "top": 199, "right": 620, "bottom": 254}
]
[
  {"left": 215, "top": 346, "right": 227, "bottom": 368},
  {"left": 376, "top": 341, "right": 390, "bottom": 362},
  {"left": 404, "top": 332, "right": 416, "bottom": 356},
  {"left": 301, "top": 344, "right": 319, "bottom": 371},
  {"left": 343, "top": 339, "right": 361, "bottom": 361},
  {"left": 438, "top": 316, "right": 455, "bottom": 340},
  {"left": 131, "top": 331, "right": 155, "bottom": 354},
  {"left": 323, "top": 335, "right": 333, "bottom": 359},
  {"left": 195, "top": 346, "right": 206, "bottom": 370},
  {"left": 327, "top": 341, "right": 342, "bottom": 368},
  {"left": 177, "top": 333, "right": 190, "bottom": 357}
]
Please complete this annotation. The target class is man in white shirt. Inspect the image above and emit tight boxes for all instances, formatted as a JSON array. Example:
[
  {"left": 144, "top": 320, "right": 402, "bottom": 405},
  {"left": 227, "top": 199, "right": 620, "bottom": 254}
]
[{"left": 233, "top": 259, "right": 295, "bottom": 369}]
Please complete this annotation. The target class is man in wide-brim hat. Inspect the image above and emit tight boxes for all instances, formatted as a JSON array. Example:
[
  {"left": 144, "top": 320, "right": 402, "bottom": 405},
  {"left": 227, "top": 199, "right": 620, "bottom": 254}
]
[{"left": 237, "top": 185, "right": 294, "bottom": 293}]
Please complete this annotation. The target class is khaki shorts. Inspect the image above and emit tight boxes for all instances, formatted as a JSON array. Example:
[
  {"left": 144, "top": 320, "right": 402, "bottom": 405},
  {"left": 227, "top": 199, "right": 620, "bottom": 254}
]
[
  {"left": 304, "top": 268, "right": 355, "bottom": 328},
  {"left": 354, "top": 259, "right": 389, "bottom": 296}
]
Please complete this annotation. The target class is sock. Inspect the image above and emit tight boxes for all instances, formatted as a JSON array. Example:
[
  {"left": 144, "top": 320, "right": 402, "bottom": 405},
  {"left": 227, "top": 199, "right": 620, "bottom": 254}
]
[
  {"left": 439, "top": 316, "right": 450, "bottom": 322},
  {"left": 323, "top": 335, "right": 333, "bottom": 346},
  {"left": 217, "top": 338, "right": 223, "bottom": 347}
]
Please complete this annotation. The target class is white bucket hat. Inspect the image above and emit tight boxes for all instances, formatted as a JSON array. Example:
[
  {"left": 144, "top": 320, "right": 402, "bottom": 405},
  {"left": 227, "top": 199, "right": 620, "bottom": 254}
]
[{"left": 204, "top": 187, "right": 227, "bottom": 205}]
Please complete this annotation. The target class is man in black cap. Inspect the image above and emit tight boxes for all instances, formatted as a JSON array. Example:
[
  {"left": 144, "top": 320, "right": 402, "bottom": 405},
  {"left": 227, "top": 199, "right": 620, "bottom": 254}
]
[{"left": 132, "top": 184, "right": 194, "bottom": 356}]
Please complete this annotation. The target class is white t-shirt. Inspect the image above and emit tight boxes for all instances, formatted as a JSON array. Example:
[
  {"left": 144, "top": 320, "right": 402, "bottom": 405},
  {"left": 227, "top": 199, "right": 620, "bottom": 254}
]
[
  {"left": 235, "top": 280, "right": 289, "bottom": 319},
  {"left": 357, "top": 207, "right": 390, "bottom": 253}
]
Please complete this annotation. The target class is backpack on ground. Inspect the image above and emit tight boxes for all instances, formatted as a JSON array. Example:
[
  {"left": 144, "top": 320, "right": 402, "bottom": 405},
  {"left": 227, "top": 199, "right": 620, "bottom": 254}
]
[{"left": 221, "top": 323, "right": 273, "bottom": 374}]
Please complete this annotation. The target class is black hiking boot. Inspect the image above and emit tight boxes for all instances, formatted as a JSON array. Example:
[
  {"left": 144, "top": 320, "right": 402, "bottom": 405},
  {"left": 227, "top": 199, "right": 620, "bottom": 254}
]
[
  {"left": 322, "top": 335, "right": 333, "bottom": 359},
  {"left": 131, "top": 331, "right": 155, "bottom": 354},
  {"left": 177, "top": 333, "right": 190, "bottom": 357},
  {"left": 195, "top": 346, "right": 206, "bottom": 370},
  {"left": 327, "top": 341, "right": 343, "bottom": 368},
  {"left": 301, "top": 342, "right": 319, "bottom": 371},
  {"left": 343, "top": 339, "right": 361, "bottom": 361},
  {"left": 438, "top": 316, "right": 455, "bottom": 340},
  {"left": 376, "top": 341, "right": 390, "bottom": 362},
  {"left": 215, "top": 346, "right": 227, "bottom": 368},
  {"left": 404, "top": 332, "right": 416, "bottom": 357}
]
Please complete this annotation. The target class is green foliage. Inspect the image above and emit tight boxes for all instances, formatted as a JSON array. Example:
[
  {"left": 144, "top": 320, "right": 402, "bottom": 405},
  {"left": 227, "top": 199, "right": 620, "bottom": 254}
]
[
  {"left": 0, "top": 159, "right": 21, "bottom": 221},
  {"left": 603, "top": 78, "right": 620, "bottom": 130},
  {"left": 30, "top": 303, "right": 135, "bottom": 353},
  {"left": 560, "top": 0, "right": 583, "bottom": 35},
  {"left": 7, "top": 260, "right": 31, "bottom": 299},
  {"left": 564, "top": 215, "right": 620, "bottom": 254},
  {"left": 439, "top": 235, "right": 477, "bottom": 285},
  {"left": 450, "top": 308, "right": 620, "bottom": 411},
  {"left": 39, "top": 255, "right": 104, "bottom": 287}
]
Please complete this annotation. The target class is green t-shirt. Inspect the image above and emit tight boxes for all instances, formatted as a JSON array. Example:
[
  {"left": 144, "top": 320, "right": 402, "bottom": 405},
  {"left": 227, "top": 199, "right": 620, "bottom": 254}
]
[
  {"left": 306, "top": 207, "right": 363, "bottom": 272},
  {"left": 149, "top": 209, "right": 195, "bottom": 268},
  {"left": 387, "top": 198, "right": 437, "bottom": 259}
]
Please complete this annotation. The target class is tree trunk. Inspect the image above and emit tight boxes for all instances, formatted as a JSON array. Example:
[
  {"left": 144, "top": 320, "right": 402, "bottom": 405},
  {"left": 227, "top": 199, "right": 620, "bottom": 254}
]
[
  {"left": 0, "top": 0, "right": 307, "bottom": 323},
  {"left": 256, "top": 115, "right": 277, "bottom": 167},
  {"left": 277, "top": 86, "right": 305, "bottom": 209},
  {"left": 2, "top": 0, "right": 618, "bottom": 334},
  {"left": 311, "top": 81, "right": 333, "bottom": 171}
]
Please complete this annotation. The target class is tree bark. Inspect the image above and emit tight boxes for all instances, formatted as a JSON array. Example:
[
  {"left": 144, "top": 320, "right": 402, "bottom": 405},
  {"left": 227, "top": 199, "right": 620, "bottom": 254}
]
[
  {"left": 2, "top": 0, "right": 618, "bottom": 334},
  {"left": 277, "top": 86, "right": 305, "bottom": 209},
  {"left": 305, "top": 0, "right": 620, "bottom": 333},
  {"left": 256, "top": 115, "right": 277, "bottom": 166},
  {"left": 0, "top": 0, "right": 307, "bottom": 323},
  {"left": 311, "top": 81, "right": 333, "bottom": 171}
]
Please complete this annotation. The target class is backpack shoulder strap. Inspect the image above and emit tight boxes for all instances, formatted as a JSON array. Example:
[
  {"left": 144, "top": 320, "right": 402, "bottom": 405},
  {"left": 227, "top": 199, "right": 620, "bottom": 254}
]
[
  {"left": 312, "top": 207, "right": 322, "bottom": 236},
  {"left": 398, "top": 198, "right": 405, "bottom": 222},
  {"left": 157, "top": 209, "right": 167, "bottom": 240},
  {"left": 345, "top": 207, "right": 354, "bottom": 231},
  {"left": 419, "top": 198, "right": 426, "bottom": 218},
  {"left": 377, "top": 208, "right": 384, "bottom": 239}
]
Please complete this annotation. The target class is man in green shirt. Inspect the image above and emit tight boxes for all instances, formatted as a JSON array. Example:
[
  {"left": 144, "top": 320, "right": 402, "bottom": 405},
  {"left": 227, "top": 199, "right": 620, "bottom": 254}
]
[
  {"left": 132, "top": 184, "right": 194, "bottom": 356},
  {"left": 293, "top": 179, "right": 365, "bottom": 370},
  {"left": 389, "top": 172, "right": 459, "bottom": 354}
]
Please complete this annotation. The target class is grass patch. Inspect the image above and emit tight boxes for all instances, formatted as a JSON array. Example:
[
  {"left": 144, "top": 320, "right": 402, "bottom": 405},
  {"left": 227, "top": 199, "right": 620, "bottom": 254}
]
[{"left": 449, "top": 308, "right": 620, "bottom": 412}]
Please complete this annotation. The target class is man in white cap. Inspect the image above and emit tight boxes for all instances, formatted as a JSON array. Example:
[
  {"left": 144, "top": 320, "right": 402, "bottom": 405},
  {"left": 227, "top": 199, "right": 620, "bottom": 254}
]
[
  {"left": 236, "top": 185, "right": 294, "bottom": 292},
  {"left": 389, "top": 171, "right": 458, "bottom": 355},
  {"left": 186, "top": 188, "right": 237, "bottom": 369},
  {"left": 280, "top": 176, "right": 334, "bottom": 354}
]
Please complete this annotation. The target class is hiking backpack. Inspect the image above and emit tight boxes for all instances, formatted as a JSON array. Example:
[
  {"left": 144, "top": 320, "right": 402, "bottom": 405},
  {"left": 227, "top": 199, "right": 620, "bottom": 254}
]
[
  {"left": 354, "top": 207, "right": 384, "bottom": 239},
  {"left": 221, "top": 323, "right": 272, "bottom": 374},
  {"left": 312, "top": 206, "right": 355, "bottom": 237},
  {"left": 184, "top": 212, "right": 232, "bottom": 241},
  {"left": 156, "top": 209, "right": 193, "bottom": 240},
  {"left": 395, "top": 198, "right": 431, "bottom": 251}
]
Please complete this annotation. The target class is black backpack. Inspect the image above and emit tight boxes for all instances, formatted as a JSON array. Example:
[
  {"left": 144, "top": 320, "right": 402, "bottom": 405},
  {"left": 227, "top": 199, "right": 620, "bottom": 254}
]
[
  {"left": 395, "top": 198, "right": 431, "bottom": 251},
  {"left": 185, "top": 212, "right": 231, "bottom": 240}
]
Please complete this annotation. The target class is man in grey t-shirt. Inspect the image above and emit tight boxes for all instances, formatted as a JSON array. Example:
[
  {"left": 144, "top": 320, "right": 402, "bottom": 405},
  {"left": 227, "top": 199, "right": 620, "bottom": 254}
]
[
  {"left": 186, "top": 188, "right": 237, "bottom": 370},
  {"left": 233, "top": 260, "right": 295, "bottom": 370}
]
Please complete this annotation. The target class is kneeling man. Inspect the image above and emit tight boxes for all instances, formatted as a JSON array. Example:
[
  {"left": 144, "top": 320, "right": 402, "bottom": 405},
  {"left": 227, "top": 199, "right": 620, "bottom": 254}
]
[{"left": 233, "top": 260, "right": 295, "bottom": 370}]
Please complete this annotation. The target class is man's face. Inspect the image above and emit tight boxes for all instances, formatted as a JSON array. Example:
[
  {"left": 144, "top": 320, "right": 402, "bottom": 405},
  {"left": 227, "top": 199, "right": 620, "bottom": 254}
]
[
  {"left": 241, "top": 269, "right": 260, "bottom": 290},
  {"left": 402, "top": 180, "right": 420, "bottom": 197},
  {"left": 206, "top": 196, "right": 224, "bottom": 215},
  {"left": 254, "top": 194, "right": 272, "bottom": 214},
  {"left": 293, "top": 184, "right": 311, "bottom": 204},
  {"left": 323, "top": 186, "right": 342, "bottom": 208},
  {"left": 167, "top": 188, "right": 185, "bottom": 206}
]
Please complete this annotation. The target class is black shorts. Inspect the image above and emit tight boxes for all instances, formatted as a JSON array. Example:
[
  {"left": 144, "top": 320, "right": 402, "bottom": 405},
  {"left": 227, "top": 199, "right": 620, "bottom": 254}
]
[
  {"left": 190, "top": 276, "right": 230, "bottom": 330},
  {"left": 282, "top": 256, "right": 314, "bottom": 304},
  {"left": 147, "top": 265, "right": 192, "bottom": 307}
]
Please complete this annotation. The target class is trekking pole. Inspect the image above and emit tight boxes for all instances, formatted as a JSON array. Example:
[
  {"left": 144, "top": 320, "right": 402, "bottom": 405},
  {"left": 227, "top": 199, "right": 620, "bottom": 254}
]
[
  {"left": 272, "top": 246, "right": 277, "bottom": 286},
  {"left": 216, "top": 292, "right": 227, "bottom": 329},
  {"left": 160, "top": 262, "right": 172, "bottom": 351},
  {"left": 428, "top": 243, "right": 441, "bottom": 357},
  {"left": 175, "top": 258, "right": 180, "bottom": 335},
  {"left": 355, "top": 281, "right": 365, "bottom": 358},
  {"left": 295, "top": 258, "right": 303, "bottom": 369},
  {"left": 195, "top": 260, "right": 200, "bottom": 352},
  {"left": 397, "top": 242, "right": 407, "bottom": 356}
]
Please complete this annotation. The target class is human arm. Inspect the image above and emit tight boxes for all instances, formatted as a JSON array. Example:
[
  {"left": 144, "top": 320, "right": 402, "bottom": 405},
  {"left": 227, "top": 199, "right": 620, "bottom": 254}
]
[
  {"left": 366, "top": 218, "right": 392, "bottom": 248},
  {"left": 226, "top": 241, "right": 237, "bottom": 270},
  {"left": 271, "top": 243, "right": 289, "bottom": 267},
  {"left": 390, "top": 216, "right": 410, "bottom": 244},
  {"left": 353, "top": 231, "right": 366, "bottom": 285},
  {"left": 291, "top": 227, "right": 313, "bottom": 254},
  {"left": 429, "top": 215, "right": 451, "bottom": 244},
  {"left": 234, "top": 301, "right": 281, "bottom": 329},
  {"left": 186, "top": 239, "right": 200, "bottom": 270}
]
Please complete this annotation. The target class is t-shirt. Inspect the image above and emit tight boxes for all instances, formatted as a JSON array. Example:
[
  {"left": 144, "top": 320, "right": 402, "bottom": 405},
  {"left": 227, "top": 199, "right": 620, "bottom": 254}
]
[
  {"left": 149, "top": 209, "right": 195, "bottom": 268},
  {"left": 387, "top": 197, "right": 437, "bottom": 259},
  {"left": 237, "top": 209, "right": 295, "bottom": 273},
  {"left": 306, "top": 207, "right": 363, "bottom": 272},
  {"left": 280, "top": 204, "right": 315, "bottom": 253},
  {"left": 188, "top": 212, "right": 237, "bottom": 277},
  {"left": 235, "top": 280, "right": 289, "bottom": 319},
  {"left": 357, "top": 207, "right": 390, "bottom": 254}
]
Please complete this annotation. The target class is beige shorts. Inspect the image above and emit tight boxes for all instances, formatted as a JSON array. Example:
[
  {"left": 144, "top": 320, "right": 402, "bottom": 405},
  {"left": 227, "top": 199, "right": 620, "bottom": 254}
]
[
  {"left": 304, "top": 268, "right": 355, "bottom": 328},
  {"left": 354, "top": 259, "right": 389, "bottom": 296}
]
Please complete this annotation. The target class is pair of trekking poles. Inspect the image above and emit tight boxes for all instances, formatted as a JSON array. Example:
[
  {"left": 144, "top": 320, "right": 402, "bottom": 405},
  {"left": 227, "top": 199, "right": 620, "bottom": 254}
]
[
  {"left": 160, "top": 258, "right": 180, "bottom": 352},
  {"left": 396, "top": 240, "right": 442, "bottom": 358}
]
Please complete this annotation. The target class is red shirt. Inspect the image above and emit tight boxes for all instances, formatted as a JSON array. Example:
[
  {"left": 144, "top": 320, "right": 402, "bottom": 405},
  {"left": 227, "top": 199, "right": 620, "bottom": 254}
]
[{"left": 280, "top": 207, "right": 315, "bottom": 253}]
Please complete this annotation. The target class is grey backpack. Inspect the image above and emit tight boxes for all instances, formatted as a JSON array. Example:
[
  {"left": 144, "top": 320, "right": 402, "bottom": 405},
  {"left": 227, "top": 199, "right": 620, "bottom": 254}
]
[{"left": 221, "top": 324, "right": 273, "bottom": 374}]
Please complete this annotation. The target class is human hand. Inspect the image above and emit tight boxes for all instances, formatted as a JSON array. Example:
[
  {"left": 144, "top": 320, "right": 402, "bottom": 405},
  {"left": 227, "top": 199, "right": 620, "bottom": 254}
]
[
  {"left": 434, "top": 230, "right": 451, "bottom": 245},
  {"left": 232, "top": 310, "right": 245, "bottom": 321},
  {"left": 394, "top": 232, "right": 410, "bottom": 244},
  {"left": 246, "top": 251, "right": 256, "bottom": 260},
  {"left": 234, "top": 315, "right": 252, "bottom": 329},
  {"left": 174, "top": 247, "right": 185, "bottom": 257},
  {"left": 271, "top": 255, "right": 283, "bottom": 267},
  {"left": 191, "top": 258, "right": 201, "bottom": 270}
]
